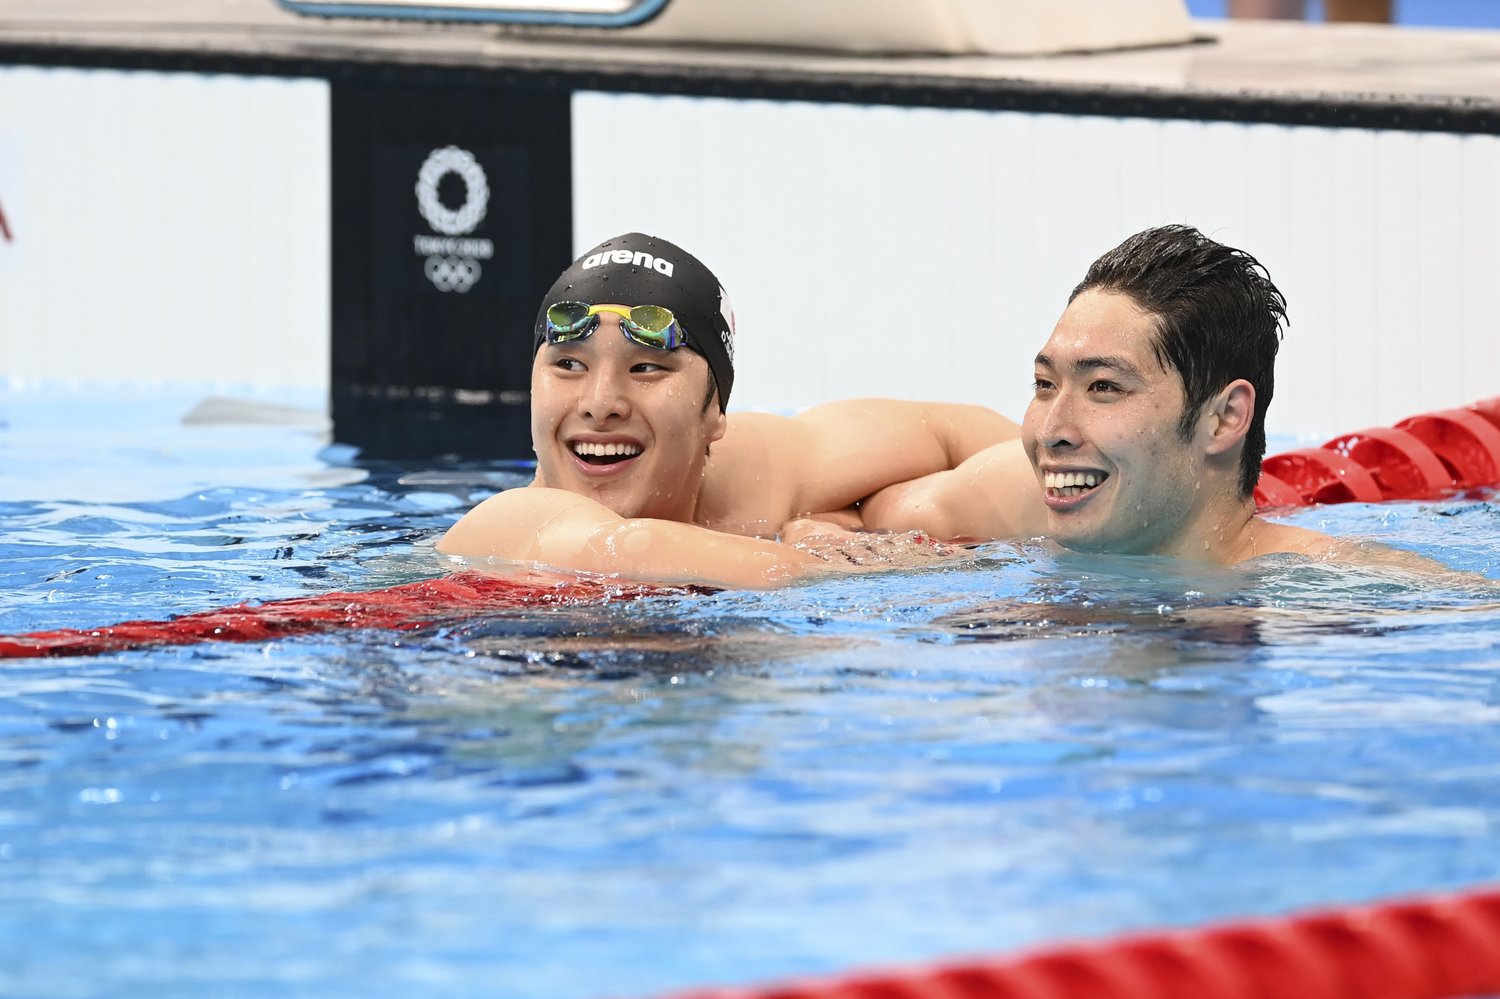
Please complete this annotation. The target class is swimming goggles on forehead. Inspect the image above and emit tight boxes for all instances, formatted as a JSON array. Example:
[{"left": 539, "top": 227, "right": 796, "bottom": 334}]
[{"left": 543, "top": 301, "right": 689, "bottom": 351}]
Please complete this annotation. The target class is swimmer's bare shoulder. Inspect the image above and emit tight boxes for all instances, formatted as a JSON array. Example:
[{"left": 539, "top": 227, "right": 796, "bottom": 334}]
[
  {"left": 696, "top": 406, "right": 957, "bottom": 537},
  {"left": 1242, "top": 518, "right": 1483, "bottom": 581},
  {"left": 695, "top": 412, "right": 790, "bottom": 537},
  {"left": 1233, "top": 519, "right": 1335, "bottom": 562},
  {"left": 437, "top": 485, "right": 615, "bottom": 563}
]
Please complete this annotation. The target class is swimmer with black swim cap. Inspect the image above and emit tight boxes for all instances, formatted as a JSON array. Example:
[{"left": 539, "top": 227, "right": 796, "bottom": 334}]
[
  {"left": 526, "top": 232, "right": 737, "bottom": 524},
  {"left": 439, "top": 231, "right": 1022, "bottom": 589},
  {"left": 534, "top": 231, "right": 737, "bottom": 412}
]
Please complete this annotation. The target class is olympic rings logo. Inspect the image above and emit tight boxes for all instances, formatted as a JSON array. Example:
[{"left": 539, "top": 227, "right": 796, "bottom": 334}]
[
  {"left": 425, "top": 254, "right": 482, "bottom": 293},
  {"left": 415, "top": 146, "right": 489, "bottom": 236}
]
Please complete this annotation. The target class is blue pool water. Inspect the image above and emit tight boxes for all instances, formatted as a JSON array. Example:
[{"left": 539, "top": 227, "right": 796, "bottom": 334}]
[{"left": 3, "top": 383, "right": 1500, "bottom": 999}]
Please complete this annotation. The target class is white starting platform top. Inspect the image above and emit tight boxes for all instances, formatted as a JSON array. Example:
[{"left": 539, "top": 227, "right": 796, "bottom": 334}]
[{"left": 0, "top": 0, "right": 1498, "bottom": 115}]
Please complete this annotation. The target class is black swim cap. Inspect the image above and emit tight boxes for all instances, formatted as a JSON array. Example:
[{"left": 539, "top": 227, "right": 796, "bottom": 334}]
[{"left": 533, "top": 232, "right": 737, "bottom": 411}]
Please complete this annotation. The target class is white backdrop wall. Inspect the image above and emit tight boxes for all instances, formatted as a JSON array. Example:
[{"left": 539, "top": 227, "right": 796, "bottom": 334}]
[
  {"left": 0, "top": 66, "right": 330, "bottom": 389},
  {"left": 572, "top": 92, "right": 1500, "bottom": 440},
  {"left": 2, "top": 72, "right": 1497, "bottom": 440}
]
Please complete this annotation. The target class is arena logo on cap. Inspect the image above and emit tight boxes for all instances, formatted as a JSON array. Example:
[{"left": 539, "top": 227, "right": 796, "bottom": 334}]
[
  {"left": 412, "top": 146, "right": 493, "bottom": 293},
  {"left": 581, "top": 250, "right": 674, "bottom": 277}
]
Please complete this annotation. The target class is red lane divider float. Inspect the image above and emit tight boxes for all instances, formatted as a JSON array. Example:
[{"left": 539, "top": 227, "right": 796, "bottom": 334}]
[
  {"left": 0, "top": 571, "right": 678, "bottom": 659},
  {"left": 8, "top": 394, "right": 1498, "bottom": 658},
  {"left": 654, "top": 884, "right": 1500, "bottom": 999},
  {"left": 1257, "top": 395, "right": 1500, "bottom": 510}
]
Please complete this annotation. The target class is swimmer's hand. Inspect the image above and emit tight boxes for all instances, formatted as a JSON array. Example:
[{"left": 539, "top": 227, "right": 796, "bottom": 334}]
[
  {"left": 780, "top": 517, "right": 962, "bottom": 569},
  {"left": 780, "top": 509, "right": 865, "bottom": 536},
  {"left": 779, "top": 514, "right": 861, "bottom": 548}
]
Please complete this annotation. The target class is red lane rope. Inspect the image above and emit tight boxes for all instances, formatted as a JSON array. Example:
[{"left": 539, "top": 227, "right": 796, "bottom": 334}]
[
  {"left": 8, "top": 394, "right": 1497, "bottom": 659},
  {"left": 656, "top": 884, "right": 1500, "bottom": 999},
  {"left": 0, "top": 571, "right": 674, "bottom": 659},
  {"left": 1257, "top": 395, "right": 1500, "bottom": 510}
]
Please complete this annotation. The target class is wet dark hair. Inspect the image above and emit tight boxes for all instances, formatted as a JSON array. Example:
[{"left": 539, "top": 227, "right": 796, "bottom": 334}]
[{"left": 1070, "top": 225, "right": 1289, "bottom": 499}]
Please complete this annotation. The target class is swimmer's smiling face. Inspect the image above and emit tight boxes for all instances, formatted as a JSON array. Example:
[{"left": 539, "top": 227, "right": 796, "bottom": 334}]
[
  {"left": 531, "top": 307, "right": 726, "bottom": 521},
  {"left": 1023, "top": 288, "right": 1212, "bottom": 557}
]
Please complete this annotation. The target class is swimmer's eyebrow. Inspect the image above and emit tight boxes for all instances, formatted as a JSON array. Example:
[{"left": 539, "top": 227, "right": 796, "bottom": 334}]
[{"left": 1033, "top": 352, "right": 1146, "bottom": 379}]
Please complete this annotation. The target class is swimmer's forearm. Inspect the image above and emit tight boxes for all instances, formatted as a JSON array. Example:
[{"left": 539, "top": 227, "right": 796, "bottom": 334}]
[
  {"left": 861, "top": 474, "right": 963, "bottom": 538},
  {"left": 780, "top": 400, "right": 1020, "bottom": 516},
  {"left": 439, "top": 490, "right": 852, "bottom": 590},
  {"left": 862, "top": 443, "right": 1045, "bottom": 541},
  {"left": 570, "top": 519, "right": 858, "bottom": 590}
]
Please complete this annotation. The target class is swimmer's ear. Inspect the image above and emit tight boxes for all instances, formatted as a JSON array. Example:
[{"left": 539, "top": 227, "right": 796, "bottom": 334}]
[
  {"left": 1203, "top": 379, "right": 1255, "bottom": 454},
  {"left": 705, "top": 399, "right": 728, "bottom": 447}
]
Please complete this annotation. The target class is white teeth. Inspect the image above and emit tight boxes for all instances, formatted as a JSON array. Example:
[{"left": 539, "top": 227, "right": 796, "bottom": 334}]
[
  {"left": 572, "top": 441, "right": 642, "bottom": 458},
  {"left": 1045, "top": 471, "right": 1104, "bottom": 491}
]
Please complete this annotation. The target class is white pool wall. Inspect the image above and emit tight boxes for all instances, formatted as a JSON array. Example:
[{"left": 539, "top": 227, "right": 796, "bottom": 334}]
[
  {"left": 572, "top": 92, "right": 1500, "bottom": 437},
  {"left": 0, "top": 67, "right": 330, "bottom": 390},
  {"left": 3, "top": 66, "right": 1498, "bottom": 438}
]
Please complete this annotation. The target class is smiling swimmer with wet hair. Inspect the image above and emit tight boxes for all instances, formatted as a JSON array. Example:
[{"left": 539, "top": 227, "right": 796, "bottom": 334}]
[
  {"left": 438, "top": 232, "right": 1022, "bottom": 589},
  {"left": 857, "top": 224, "right": 1428, "bottom": 566}
]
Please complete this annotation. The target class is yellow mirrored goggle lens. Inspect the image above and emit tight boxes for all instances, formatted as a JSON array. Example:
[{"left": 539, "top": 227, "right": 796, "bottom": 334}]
[{"left": 544, "top": 301, "right": 686, "bottom": 350}]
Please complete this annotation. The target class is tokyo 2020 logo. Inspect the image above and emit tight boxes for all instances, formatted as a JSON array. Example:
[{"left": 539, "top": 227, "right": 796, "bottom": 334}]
[
  {"left": 412, "top": 146, "right": 492, "bottom": 293},
  {"left": 415, "top": 146, "right": 489, "bottom": 236}
]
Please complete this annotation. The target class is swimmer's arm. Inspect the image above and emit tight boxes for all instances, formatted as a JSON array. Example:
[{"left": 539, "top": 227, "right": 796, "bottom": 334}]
[
  {"left": 437, "top": 487, "right": 860, "bottom": 590},
  {"left": 861, "top": 439, "right": 1047, "bottom": 541},
  {"left": 776, "top": 399, "right": 1021, "bottom": 514}
]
